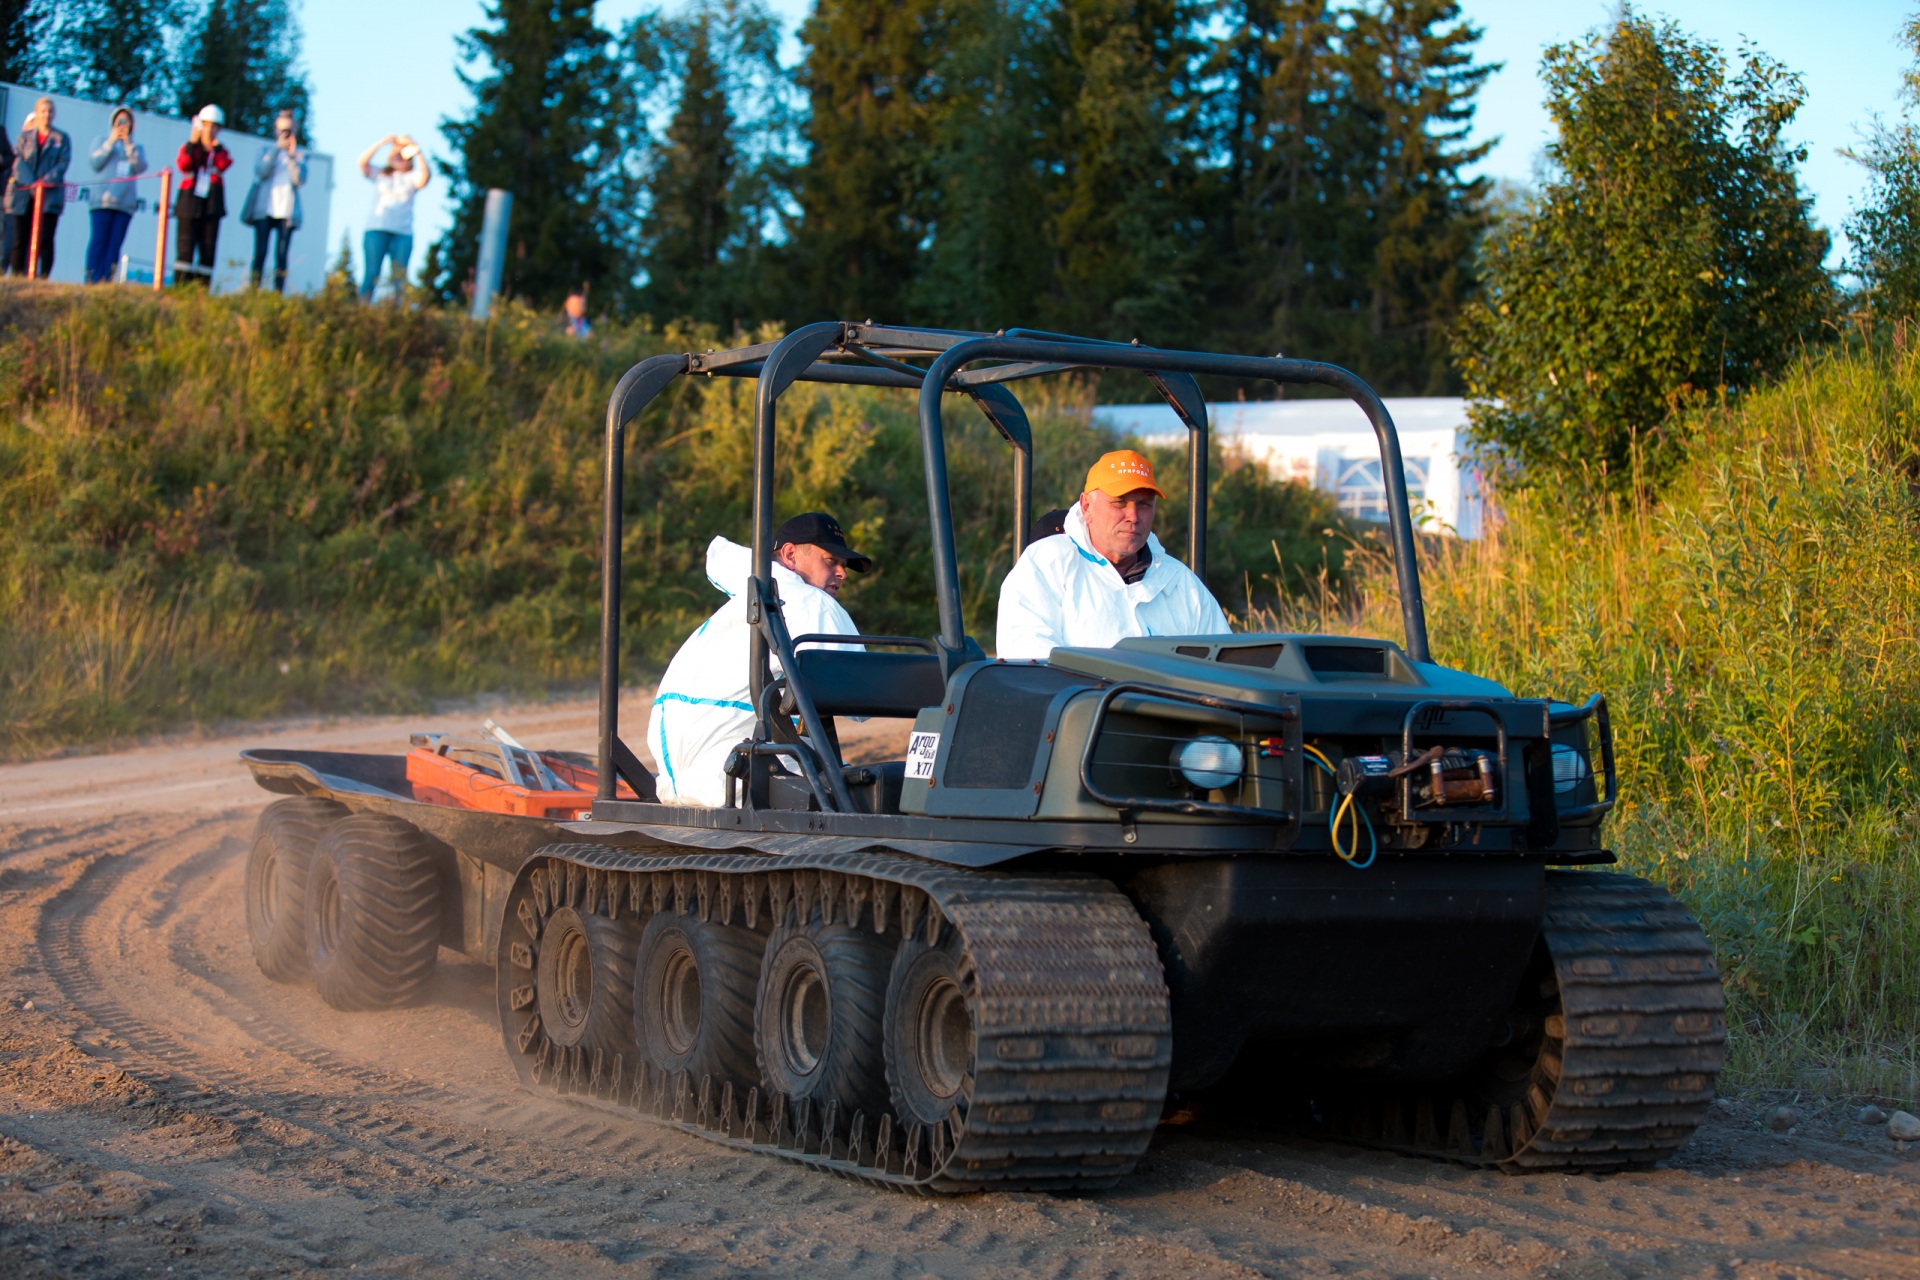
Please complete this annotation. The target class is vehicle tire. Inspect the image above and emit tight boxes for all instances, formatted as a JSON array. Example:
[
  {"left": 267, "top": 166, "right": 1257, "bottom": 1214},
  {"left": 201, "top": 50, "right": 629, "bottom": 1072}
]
[
  {"left": 535, "top": 905, "right": 640, "bottom": 1058},
  {"left": 245, "top": 797, "right": 347, "bottom": 983},
  {"left": 633, "top": 910, "right": 761, "bottom": 1089},
  {"left": 304, "top": 814, "right": 442, "bottom": 1011},
  {"left": 754, "top": 915, "right": 892, "bottom": 1114},
  {"left": 884, "top": 933, "right": 977, "bottom": 1128}
]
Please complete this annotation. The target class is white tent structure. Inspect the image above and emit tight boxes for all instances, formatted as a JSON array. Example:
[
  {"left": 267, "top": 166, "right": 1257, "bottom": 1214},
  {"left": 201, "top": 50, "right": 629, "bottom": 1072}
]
[
  {"left": 0, "top": 83, "right": 334, "bottom": 293},
  {"left": 1093, "top": 396, "right": 1487, "bottom": 539}
]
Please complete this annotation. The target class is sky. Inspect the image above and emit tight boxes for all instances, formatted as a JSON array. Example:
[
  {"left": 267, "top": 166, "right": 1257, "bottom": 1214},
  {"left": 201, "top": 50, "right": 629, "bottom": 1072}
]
[{"left": 301, "top": 0, "right": 1913, "bottom": 290}]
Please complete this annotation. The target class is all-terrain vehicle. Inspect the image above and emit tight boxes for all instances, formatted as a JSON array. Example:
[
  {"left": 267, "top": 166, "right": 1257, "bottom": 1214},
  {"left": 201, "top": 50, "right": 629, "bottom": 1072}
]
[{"left": 241, "top": 322, "right": 1725, "bottom": 1193}]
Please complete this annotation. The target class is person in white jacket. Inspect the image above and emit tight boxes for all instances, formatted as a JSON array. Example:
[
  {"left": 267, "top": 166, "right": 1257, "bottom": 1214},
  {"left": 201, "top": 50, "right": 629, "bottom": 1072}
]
[
  {"left": 647, "top": 513, "right": 872, "bottom": 806},
  {"left": 996, "top": 449, "right": 1230, "bottom": 660}
]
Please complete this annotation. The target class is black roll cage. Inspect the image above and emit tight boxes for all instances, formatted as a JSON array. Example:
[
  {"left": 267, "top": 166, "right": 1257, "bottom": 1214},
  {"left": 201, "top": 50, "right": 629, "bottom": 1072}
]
[{"left": 593, "top": 321, "right": 1430, "bottom": 803}]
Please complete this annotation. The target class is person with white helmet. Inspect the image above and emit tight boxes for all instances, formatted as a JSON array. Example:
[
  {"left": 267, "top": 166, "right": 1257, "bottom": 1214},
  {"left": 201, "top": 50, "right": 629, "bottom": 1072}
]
[
  {"left": 647, "top": 513, "right": 872, "bottom": 807},
  {"left": 995, "top": 449, "right": 1231, "bottom": 660},
  {"left": 174, "top": 105, "right": 231, "bottom": 288}
]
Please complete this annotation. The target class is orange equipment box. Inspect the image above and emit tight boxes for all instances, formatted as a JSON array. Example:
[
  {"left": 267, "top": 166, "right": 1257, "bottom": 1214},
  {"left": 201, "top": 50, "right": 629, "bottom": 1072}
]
[{"left": 404, "top": 733, "right": 632, "bottom": 820}]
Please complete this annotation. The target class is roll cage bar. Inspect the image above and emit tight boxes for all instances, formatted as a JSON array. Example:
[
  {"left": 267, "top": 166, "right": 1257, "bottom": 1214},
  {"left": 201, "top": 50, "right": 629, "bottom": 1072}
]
[{"left": 593, "top": 321, "right": 1430, "bottom": 804}]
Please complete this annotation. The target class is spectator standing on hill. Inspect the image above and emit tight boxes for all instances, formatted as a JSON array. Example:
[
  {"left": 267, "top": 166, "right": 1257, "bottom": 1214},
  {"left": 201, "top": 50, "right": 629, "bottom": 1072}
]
[
  {"left": 174, "top": 106, "right": 232, "bottom": 289},
  {"left": 243, "top": 110, "right": 305, "bottom": 292},
  {"left": 0, "top": 119, "right": 16, "bottom": 273},
  {"left": 84, "top": 107, "right": 148, "bottom": 284},
  {"left": 356, "top": 134, "right": 431, "bottom": 301},
  {"left": 563, "top": 291, "right": 591, "bottom": 338},
  {"left": 8, "top": 97, "right": 70, "bottom": 278}
]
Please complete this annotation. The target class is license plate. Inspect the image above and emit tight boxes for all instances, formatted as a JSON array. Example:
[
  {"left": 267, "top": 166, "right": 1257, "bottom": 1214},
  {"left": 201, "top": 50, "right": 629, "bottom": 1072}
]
[{"left": 906, "top": 732, "right": 940, "bottom": 780}]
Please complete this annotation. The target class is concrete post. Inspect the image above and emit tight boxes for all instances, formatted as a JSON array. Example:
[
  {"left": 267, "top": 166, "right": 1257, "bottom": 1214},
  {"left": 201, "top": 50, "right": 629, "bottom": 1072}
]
[{"left": 470, "top": 189, "right": 513, "bottom": 320}]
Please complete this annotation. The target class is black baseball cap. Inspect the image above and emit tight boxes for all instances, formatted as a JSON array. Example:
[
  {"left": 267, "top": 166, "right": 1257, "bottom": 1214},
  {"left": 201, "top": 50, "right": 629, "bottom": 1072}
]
[
  {"left": 1028, "top": 507, "right": 1070, "bottom": 543},
  {"left": 774, "top": 511, "right": 872, "bottom": 572}
]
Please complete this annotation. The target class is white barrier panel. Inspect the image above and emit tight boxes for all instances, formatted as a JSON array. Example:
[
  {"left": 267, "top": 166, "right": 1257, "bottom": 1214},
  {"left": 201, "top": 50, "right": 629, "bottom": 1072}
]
[
  {"left": 1093, "top": 397, "right": 1488, "bottom": 540},
  {"left": 0, "top": 82, "right": 334, "bottom": 294}
]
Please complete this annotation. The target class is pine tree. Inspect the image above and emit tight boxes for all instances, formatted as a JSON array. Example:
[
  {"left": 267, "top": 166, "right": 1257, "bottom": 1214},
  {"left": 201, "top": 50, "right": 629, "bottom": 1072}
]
[
  {"left": 45, "top": 0, "right": 185, "bottom": 110},
  {"left": 1038, "top": 0, "right": 1206, "bottom": 343},
  {"left": 783, "top": 0, "right": 955, "bottom": 324},
  {"left": 631, "top": 0, "right": 786, "bottom": 327},
  {"left": 1335, "top": 0, "right": 1492, "bottom": 391},
  {"left": 1201, "top": 0, "right": 1342, "bottom": 361},
  {"left": 907, "top": 0, "right": 1052, "bottom": 331},
  {"left": 178, "top": 0, "right": 312, "bottom": 136},
  {"left": 639, "top": 23, "right": 735, "bottom": 323},
  {"left": 0, "top": 0, "right": 41, "bottom": 85},
  {"left": 433, "top": 0, "right": 639, "bottom": 311}
]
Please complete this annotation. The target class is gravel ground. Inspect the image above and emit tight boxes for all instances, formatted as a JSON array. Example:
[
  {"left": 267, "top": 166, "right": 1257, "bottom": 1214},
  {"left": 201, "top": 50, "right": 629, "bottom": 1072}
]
[{"left": 3, "top": 699, "right": 1919, "bottom": 1278}]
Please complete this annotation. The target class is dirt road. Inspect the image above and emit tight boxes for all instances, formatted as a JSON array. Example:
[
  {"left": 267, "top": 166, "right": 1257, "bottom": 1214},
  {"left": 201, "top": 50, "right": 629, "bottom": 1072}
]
[{"left": 3, "top": 701, "right": 1919, "bottom": 1278}]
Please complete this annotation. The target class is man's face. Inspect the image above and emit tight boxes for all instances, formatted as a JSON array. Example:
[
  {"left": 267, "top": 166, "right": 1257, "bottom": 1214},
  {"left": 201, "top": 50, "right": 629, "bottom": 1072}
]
[
  {"left": 565, "top": 295, "right": 586, "bottom": 319},
  {"left": 1080, "top": 488, "right": 1157, "bottom": 561},
  {"left": 33, "top": 100, "right": 51, "bottom": 130},
  {"left": 777, "top": 542, "right": 848, "bottom": 596}
]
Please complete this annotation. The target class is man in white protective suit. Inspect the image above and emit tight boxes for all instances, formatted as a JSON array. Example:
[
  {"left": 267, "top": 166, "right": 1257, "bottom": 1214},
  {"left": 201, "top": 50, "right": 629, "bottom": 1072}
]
[
  {"left": 647, "top": 512, "right": 871, "bottom": 806},
  {"left": 996, "top": 449, "right": 1230, "bottom": 660}
]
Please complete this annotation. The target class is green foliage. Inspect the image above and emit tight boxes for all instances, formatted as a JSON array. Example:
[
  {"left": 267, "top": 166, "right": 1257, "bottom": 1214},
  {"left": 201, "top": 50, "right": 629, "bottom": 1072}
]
[
  {"left": 782, "top": 0, "right": 953, "bottom": 324},
  {"left": 1038, "top": 0, "right": 1205, "bottom": 342},
  {"left": 752, "top": 0, "right": 1493, "bottom": 386},
  {"left": 1456, "top": 12, "right": 1833, "bottom": 494},
  {"left": 1205, "top": 0, "right": 1491, "bottom": 390},
  {"left": 432, "top": 0, "right": 639, "bottom": 312},
  {"left": 0, "top": 0, "right": 41, "bottom": 84},
  {"left": 629, "top": 0, "right": 787, "bottom": 329},
  {"left": 905, "top": 0, "right": 1053, "bottom": 333},
  {"left": 176, "top": 0, "right": 312, "bottom": 136},
  {"left": 1268, "top": 340, "right": 1920, "bottom": 1071},
  {"left": 40, "top": 0, "right": 186, "bottom": 111},
  {"left": 0, "top": 290, "right": 1348, "bottom": 758},
  {"left": 1845, "top": 16, "right": 1920, "bottom": 320}
]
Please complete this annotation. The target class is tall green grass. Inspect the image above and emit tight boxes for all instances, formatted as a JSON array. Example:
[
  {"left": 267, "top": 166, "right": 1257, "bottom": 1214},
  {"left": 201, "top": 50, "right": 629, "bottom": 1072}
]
[
  {"left": 0, "top": 286, "right": 1346, "bottom": 758},
  {"left": 1261, "top": 339, "right": 1920, "bottom": 1091}
]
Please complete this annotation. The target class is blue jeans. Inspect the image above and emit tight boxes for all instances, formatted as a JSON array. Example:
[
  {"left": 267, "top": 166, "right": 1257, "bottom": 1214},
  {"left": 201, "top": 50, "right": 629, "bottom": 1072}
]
[
  {"left": 251, "top": 218, "right": 294, "bottom": 292},
  {"left": 360, "top": 229, "right": 413, "bottom": 300},
  {"left": 86, "top": 208, "right": 132, "bottom": 284}
]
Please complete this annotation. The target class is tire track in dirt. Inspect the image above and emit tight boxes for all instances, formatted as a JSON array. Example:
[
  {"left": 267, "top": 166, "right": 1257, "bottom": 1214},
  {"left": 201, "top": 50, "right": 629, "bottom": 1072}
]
[{"left": 7, "top": 722, "right": 1920, "bottom": 1276}]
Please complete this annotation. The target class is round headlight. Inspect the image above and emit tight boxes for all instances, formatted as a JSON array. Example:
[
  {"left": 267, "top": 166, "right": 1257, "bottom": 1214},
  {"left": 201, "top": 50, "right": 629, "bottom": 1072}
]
[
  {"left": 1173, "top": 735, "right": 1242, "bottom": 791},
  {"left": 1550, "top": 743, "right": 1589, "bottom": 794}
]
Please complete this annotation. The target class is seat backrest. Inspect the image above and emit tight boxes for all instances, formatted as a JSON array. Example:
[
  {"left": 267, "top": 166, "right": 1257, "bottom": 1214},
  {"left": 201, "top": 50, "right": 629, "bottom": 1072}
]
[{"left": 790, "top": 649, "right": 947, "bottom": 719}]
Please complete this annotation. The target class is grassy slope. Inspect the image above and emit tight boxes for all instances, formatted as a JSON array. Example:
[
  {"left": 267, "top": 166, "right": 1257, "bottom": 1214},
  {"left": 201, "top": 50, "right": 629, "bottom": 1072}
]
[
  {"left": 0, "top": 286, "right": 1346, "bottom": 757},
  {"left": 1262, "top": 340, "right": 1920, "bottom": 1090}
]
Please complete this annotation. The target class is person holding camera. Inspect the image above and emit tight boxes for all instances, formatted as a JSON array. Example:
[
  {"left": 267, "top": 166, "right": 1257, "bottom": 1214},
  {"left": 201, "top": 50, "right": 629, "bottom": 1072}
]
[
  {"left": 243, "top": 109, "right": 305, "bottom": 292},
  {"left": 84, "top": 106, "right": 148, "bottom": 284},
  {"left": 174, "top": 105, "right": 232, "bottom": 289},
  {"left": 355, "top": 133, "right": 431, "bottom": 302},
  {"left": 8, "top": 96, "right": 70, "bottom": 278}
]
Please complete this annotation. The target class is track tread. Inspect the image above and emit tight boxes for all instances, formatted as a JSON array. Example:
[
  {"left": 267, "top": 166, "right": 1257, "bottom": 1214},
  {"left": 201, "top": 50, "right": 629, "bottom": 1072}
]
[{"left": 494, "top": 843, "right": 1172, "bottom": 1194}]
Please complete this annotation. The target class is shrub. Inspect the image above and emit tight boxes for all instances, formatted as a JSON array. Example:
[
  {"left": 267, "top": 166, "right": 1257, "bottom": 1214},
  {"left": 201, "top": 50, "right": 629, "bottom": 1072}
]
[{"left": 1454, "top": 11, "right": 1832, "bottom": 495}]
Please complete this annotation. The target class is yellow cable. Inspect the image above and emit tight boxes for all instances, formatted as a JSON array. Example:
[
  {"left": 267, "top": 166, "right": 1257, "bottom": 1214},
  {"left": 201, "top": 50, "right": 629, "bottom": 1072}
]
[
  {"left": 1305, "top": 744, "right": 1364, "bottom": 864},
  {"left": 1333, "top": 791, "right": 1356, "bottom": 861}
]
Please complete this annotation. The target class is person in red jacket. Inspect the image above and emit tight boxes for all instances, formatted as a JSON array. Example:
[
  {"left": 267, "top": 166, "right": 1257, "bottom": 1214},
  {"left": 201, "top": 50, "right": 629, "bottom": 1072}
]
[{"left": 174, "top": 105, "right": 231, "bottom": 288}]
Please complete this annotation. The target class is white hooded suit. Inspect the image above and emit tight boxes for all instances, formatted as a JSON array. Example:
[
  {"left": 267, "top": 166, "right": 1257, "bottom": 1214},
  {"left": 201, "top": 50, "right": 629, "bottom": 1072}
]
[
  {"left": 647, "top": 537, "right": 861, "bottom": 806},
  {"left": 995, "top": 503, "right": 1230, "bottom": 660}
]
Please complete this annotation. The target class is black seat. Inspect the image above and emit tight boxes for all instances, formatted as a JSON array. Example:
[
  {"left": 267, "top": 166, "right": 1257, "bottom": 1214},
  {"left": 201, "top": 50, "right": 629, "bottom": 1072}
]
[{"left": 787, "top": 649, "right": 946, "bottom": 719}]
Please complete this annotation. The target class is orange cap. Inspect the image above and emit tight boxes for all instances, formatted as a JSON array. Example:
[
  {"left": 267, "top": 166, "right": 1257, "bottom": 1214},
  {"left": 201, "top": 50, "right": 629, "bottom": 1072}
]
[{"left": 1083, "top": 449, "right": 1165, "bottom": 499}]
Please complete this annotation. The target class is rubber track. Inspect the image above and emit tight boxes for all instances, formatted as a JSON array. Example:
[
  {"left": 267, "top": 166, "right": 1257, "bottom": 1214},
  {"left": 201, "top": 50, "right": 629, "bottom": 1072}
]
[
  {"left": 1321, "top": 871, "right": 1725, "bottom": 1172},
  {"left": 495, "top": 843, "right": 1173, "bottom": 1194}
]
